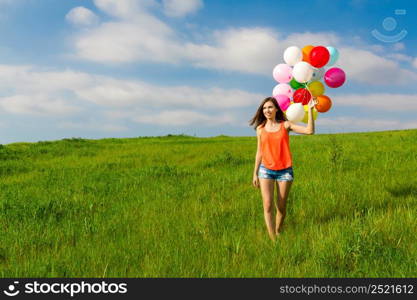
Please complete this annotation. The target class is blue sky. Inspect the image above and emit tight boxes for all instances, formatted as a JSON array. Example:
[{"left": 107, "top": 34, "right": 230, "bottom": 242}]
[{"left": 0, "top": 0, "right": 416, "bottom": 144}]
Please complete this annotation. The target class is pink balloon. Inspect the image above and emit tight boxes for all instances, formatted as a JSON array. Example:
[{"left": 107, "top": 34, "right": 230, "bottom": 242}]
[
  {"left": 274, "top": 94, "right": 291, "bottom": 111},
  {"left": 272, "top": 83, "right": 294, "bottom": 98},
  {"left": 272, "top": 64, "right": 292, "bottom": 83},
  {"left": 324, "top": 67, "right": 346, "bottom": 88}
]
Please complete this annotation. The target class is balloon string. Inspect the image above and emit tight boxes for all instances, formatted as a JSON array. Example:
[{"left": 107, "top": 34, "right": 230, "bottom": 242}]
[
  {"left": 304, "top": 69, "right": 320, "bottom": 106},
  {"left": 303, "top": 73, "right": 319, "bottom": 109},
  {"left": 304, "top": 77, "right": 312, "bottom": 104}
]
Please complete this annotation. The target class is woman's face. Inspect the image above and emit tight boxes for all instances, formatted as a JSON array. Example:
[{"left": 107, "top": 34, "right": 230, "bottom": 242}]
[{"left": 263, "top": 101, "right": 277, "bottom": 119}]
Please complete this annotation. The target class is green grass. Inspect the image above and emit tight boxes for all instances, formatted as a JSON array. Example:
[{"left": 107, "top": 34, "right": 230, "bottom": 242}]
[{"left": 0, "top": 130, "right": 416, "bottom": 277}]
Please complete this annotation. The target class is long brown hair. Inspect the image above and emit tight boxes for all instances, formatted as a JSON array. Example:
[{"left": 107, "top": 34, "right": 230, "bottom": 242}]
[{"left": 249, "top": 97, "right": 287, "bottom": 130}]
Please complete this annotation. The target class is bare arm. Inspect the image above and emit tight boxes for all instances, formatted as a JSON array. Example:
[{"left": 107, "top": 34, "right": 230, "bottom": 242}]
[
  {"left": 288, "top": 99, "right": 316, "bottom": 135},
  {"left": 252, "top": 127, "right": 262, "bottom": 188}
]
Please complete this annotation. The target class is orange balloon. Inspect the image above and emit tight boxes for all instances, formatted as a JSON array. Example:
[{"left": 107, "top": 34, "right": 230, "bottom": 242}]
[
  {"left": 315, "top": 95, "right": 332, "bottom": 113},
  {"left": 302, "top": 45, "right": 314, "bottom": 63}
]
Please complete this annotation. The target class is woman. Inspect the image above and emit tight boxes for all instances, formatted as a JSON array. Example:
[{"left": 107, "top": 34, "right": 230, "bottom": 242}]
[{"left": 249, "top": 96, "right": 316, "bottom": 241}]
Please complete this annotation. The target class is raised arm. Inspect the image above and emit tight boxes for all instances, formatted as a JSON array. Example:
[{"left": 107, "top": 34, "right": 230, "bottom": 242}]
[{"left": 287, "top": 99, "right": 316, "bottom": 135}]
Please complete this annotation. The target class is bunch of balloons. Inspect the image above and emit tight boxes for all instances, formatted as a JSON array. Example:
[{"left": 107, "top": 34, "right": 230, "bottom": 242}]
[{"left": 272, "top": 45, "right": 346, "bottom": 123}]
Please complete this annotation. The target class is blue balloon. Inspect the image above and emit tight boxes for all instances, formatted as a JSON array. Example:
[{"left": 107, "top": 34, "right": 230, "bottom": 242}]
[
  {"left": 311, "top": 67, "right": 325, "bottom": 81},
  {"left": 326, "top": 46, "right": 339, "bottom": 66}
]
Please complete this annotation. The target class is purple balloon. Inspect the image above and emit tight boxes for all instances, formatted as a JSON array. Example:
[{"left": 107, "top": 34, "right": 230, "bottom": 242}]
[
  {"left": 274, "top": 94, "right": 291, "bottom": 111},
  {"left": 324, "top": 67, "right": 346, "bottom": 88}
]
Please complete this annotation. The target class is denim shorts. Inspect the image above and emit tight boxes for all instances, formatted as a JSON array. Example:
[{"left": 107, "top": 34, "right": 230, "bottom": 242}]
[{"left": 258, "top": 164, "right": 294, "bottom": 181}]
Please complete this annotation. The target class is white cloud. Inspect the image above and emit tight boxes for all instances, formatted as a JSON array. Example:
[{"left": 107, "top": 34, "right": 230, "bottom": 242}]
[
  {"left": 393, "top": 42, "right": 405, "bottom": 51},
  {"left": 366, "top": 44, "right": 385, "bottom": 54},
  {"left": 0, "top": 94, "right": 81, "bottom": 116},
  {"left": 0, "top": 66, "right": 89, "bottom": 117},
  {"left": 58, "top": 120, "right": 127, "bottom": 132},
  {"left": 66, "top": 7, "right": 99, "bottom": 26},
  {"left": 332, "top": 93, "right": 417, "bottom": 112},
  {"left": 0, "top": 0, "right": 16, "bottom": 4},
  {"left": 93, "top": 0, "right": 157, "bottom": 19},
  {"left": 337, "top": 47, "right": 417, "bottom": 85},
  {"left": 283, "top": 32, "right": 340, "bottom": 48},
  {"left": 1, "top": 63, "right": 416, "bottom": 135},
  {"left": 185, "top": 27, "right": 281, "bottom": 74},
  {"left": 0, "top": 65, "right": 94, "bottom": 93},
  {"left": 0, "top": 64, "right": 262, "bottom": 126},
  {"left": 162, "top": 0, "right": 203, "bottom": 18},
  {"left": 186, "top": 31, "right": 340, "bottom": 75},
  {"left": 72, "top": 19, "right": 183, "bottom": 64},
  {"left": 4, "top": 63, "right": 416, "bottom": 131},
  {"left": 413, "top": 58, "right": 417, "bottom": 69},
  {"left": 75, "top": 78, "right": 262, "bottom": 109},
  {"left": 0, "top": 0, "right": 19, "bottom": 21},
  {"left": 66, "top": 1, "right": 417, "bottom": 85},
  {"left": 133, "top": 109, "right": 235, "bottom": 126},
  {"left": 385, "top": 53, "right": 413, "bottom": 63},
  {"left": 318, "top": 117, "right": 417, "bottom": 132}
]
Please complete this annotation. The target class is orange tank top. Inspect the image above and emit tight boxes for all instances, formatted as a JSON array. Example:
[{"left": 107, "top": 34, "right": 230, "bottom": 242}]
[{"left": 260, "top": 121, "right": 292, "bottom": 170}]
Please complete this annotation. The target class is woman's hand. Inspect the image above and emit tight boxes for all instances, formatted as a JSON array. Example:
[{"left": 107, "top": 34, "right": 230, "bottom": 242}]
[
  {"left": 252, "top": 174, "right": 260, "bottom": 188},
  {"left": 308, "top": 97, "right": 317, "bottom": 109}
]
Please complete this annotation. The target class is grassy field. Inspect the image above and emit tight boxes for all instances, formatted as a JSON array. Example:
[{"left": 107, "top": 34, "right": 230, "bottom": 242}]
[{"left": 0, "top": 129, "right": 416, "bottom": 277}]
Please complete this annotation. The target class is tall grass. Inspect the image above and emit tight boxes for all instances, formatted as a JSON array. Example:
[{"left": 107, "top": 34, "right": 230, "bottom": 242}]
[{"left": 0, "top": 130, "right": 416, "bottom": 277}]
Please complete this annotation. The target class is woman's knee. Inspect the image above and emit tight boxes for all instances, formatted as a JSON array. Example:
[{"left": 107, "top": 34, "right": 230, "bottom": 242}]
[
  {"left": 277, "top": 205, "right": 286, "bottom": 215},
  {"left": 263, "top": 201, "right": 274, "bottom": 214}
]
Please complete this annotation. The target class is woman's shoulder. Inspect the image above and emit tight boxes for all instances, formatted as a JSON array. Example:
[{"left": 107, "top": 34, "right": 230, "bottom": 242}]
[
  {"left": 283, "top": 121, "right": 291, "bottom": 130},
  {"left": 256, "top": 123, "right": 265, "bottom": 130},
  {"left": 256, "top": 124, "right": 264, "bottom": 135}
]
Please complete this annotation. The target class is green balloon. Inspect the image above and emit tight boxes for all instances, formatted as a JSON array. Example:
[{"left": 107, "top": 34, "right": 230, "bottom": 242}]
[{"left": 290, "top": 78, "right": 304, "bottom": 90}]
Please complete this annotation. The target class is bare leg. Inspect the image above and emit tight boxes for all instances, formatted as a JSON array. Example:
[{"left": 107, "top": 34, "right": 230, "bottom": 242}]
[
  {"left": 259, "top": 178, "right": 276, "bottom": 241},
  {"left": 275, "top": 180, "right": 292, "bottom": 235}
]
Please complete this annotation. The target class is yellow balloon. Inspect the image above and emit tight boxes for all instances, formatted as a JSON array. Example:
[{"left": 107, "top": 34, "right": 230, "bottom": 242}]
[
  {"left": 301, "top": 105, "right": 318, "bottom": 123},
  {"left": 307, "top": 81, "right": 325, "bottom": 97}
]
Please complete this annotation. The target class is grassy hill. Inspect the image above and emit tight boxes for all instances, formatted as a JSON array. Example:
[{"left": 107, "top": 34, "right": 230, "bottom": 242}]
[{"left": 0, "top": 129, "right": 416, "bottom": 277}]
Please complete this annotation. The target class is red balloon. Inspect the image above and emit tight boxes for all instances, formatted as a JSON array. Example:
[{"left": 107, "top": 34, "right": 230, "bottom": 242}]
[
  {"left": 309, "top": 46, "right": 330, "bottom": 68},
  {"left": 293, "top": 88, "right": 311, "bottom": 105}
]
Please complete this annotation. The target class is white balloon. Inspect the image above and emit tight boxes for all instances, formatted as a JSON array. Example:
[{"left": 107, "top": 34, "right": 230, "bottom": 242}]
[
  {"left": 311, "top": 67, "right": 325, "bottom": 81},
  {"left": 292, "top": 61, "right": 313, "bottom": 83},
  {"left": 285, "top": 103, "right": 305, "bottom": 122},
  {"left": 272, "top": 63, "right": 292, "bottom": 83},
  {"left": 283, "top": 46, "right": 302, "bottom": 66}
]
